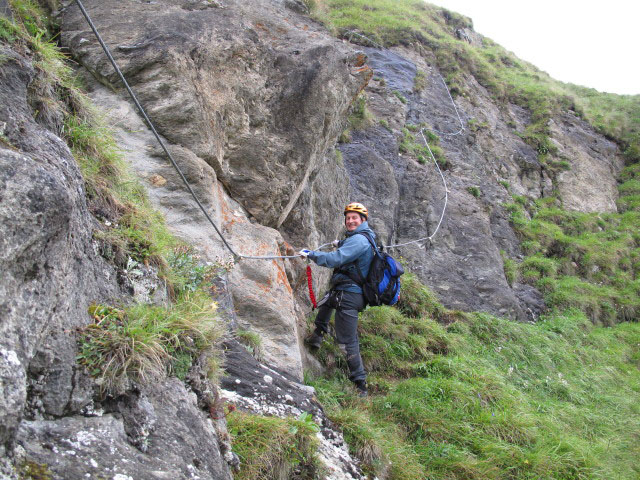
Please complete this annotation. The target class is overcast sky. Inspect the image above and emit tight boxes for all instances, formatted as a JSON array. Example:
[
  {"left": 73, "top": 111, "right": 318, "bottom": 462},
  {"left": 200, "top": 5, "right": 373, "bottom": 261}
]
[{"left": 427, "top": 0, "right": 639, "bottom": 96}]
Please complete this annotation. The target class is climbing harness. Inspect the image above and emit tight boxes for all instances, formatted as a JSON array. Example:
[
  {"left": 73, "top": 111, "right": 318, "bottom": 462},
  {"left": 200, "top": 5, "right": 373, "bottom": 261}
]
[{"left": 75, "top": 1, "right": 461, "bottom": 261}]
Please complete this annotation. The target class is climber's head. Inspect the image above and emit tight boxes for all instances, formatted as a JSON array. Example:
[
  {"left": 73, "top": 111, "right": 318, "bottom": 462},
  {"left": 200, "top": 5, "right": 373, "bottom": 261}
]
[{"left": 344, "top": 202, "right": 368, "bottom": 231}]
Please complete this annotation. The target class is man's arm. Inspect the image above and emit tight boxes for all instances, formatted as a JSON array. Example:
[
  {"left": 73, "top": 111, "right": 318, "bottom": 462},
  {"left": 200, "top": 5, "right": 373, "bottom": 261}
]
[{"left": 308, "top": 235, "right": 369, "bottom": 268}]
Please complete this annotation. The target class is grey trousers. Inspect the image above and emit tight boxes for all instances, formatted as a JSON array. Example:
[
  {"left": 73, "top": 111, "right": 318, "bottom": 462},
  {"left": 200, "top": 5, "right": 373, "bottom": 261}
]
[{"left": 314, "top": 290, "right": 366, "bottom": 382}]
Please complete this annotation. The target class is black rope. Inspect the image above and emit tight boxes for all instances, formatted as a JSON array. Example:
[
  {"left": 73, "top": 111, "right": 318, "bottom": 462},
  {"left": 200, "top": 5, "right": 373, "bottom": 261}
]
[{"left": 73, "top": 0, "right": 241, "bottom": 259}]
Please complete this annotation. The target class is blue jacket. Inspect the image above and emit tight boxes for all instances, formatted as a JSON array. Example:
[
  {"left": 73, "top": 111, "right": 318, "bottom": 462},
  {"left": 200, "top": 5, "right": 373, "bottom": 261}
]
[{"left": 308, "top": 222, "right": 376, "bottom": 294}]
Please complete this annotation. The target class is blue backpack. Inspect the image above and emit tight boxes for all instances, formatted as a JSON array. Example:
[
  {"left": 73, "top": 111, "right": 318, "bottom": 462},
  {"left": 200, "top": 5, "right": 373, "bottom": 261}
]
[{"left": 346, "top": 233, "right": 404, "bottom": 306}]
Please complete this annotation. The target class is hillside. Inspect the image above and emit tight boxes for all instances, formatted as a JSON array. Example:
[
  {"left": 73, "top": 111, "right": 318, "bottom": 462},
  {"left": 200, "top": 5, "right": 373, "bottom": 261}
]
[{"left": 1, "top": 0, "right": 639, "bottom": 479}]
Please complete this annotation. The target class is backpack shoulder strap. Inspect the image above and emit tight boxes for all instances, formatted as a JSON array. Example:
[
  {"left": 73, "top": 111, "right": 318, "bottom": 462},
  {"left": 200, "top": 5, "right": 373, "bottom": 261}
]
[{"left": 353, "top": 231, "right": 381, "bottom": 256}]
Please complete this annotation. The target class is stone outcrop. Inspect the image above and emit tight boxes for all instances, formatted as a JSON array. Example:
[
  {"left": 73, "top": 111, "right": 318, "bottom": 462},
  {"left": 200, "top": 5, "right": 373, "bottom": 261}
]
[
  {"left": 61, "top": 0, "right": 371, "bottom": 380},
  {"left": 338, "top": 45, "right": 623, "bottom": 320}
]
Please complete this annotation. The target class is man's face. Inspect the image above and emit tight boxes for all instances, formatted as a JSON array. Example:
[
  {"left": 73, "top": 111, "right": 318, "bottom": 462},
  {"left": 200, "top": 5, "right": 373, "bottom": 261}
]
[{"left": 345, "top": 212, "right": 364, "bottom": 232}]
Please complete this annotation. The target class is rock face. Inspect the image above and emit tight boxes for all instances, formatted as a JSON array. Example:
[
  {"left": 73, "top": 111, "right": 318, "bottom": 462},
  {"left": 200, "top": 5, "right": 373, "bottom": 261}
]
[
  {"left": 220, "top": 340, "right": 366, "bottom": 480},
  {"left": 338, "top": 45, "right": 623, "bottom": 320},
  {"left": 0, "top": 44, "right": 119, "bottom": 457},
  {"left": 0, "top": 27, "right": 231, "bottom": 480},
  {"left": 17, "top": 378, "right": 232, "bottom": 480},
  {"left": 61, "top": 0, "right": 371, "bottom": 379}
]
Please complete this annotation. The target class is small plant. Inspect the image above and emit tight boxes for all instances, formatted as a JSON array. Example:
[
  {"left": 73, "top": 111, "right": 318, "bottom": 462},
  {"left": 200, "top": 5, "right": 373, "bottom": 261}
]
[
  {"left": 413, "top": 69, "right": 427, "bottom": 92},
  {"left": 236, "top": 329, "right": 263, "bottom": 359},
  {"left": 467, "top": 117, "right": 489, "bottom": 132},
  {"left": 500, "top": 250, "right": 518, "bottom": 287},
  {"left": 467, "top": 186, "right": 481, "bottom": 198},
  {"left": 392, "top": 90, "right": 408, "bottom": 104},
  {"left": 339, "top": 128, "right": 352, "bottom": 143},
  {"left": 378, "top": 118, "right": 391, "bottom": 131},
  {"left": 348, "top": 93, "right": 375, "bottom": 131},
  {"left": 499, "top": 180, "right": 510, "bottom": 191},
  {"left": 78, "top": 291, "right": 224, "bottom": 395}
]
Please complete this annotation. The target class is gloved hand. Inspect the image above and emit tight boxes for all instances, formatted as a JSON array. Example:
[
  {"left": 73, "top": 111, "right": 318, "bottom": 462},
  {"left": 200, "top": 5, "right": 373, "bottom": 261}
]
[
  {"left": 299, "top": 249, "right": 312, "bottom": 257},
  {"left": 331, "top": 239, "right": 340, "bottom": 247}
]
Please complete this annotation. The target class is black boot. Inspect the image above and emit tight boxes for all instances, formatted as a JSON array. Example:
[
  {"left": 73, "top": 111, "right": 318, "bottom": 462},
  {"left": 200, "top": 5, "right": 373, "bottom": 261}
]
[
  {"left": 305, "top": 329, "right": 324, "bottom": 349},
  {"left": 354, "top": 379, "right": 368, "bottom": 397}
]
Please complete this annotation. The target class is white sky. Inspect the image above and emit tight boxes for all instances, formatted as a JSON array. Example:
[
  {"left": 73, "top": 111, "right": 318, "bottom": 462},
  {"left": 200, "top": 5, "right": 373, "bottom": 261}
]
[{"left": 427, "top": 0, "right": 640, "bottom": 95}]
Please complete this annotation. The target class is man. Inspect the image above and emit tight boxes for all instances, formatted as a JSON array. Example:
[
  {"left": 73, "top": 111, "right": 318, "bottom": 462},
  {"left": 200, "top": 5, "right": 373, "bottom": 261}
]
[{"left": 299, "top": 202, "right": 375, "bottom": 397}]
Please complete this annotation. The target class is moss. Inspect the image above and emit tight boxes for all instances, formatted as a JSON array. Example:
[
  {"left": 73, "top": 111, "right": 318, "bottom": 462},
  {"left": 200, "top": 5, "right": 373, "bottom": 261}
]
[{"left": 18, "top": 460, "right": 53, "bottom": 480}]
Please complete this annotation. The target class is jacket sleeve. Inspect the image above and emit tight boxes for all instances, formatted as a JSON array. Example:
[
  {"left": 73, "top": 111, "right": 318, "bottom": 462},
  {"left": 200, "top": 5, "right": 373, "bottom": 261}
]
[{"left": 309, "top": 235, "right": 369, "bottom": 268}]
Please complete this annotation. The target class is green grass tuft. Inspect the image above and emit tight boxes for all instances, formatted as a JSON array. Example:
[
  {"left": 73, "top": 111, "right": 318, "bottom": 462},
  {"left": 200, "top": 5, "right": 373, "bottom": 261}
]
[
  {"left": 78, "top": 289, "right": 225, "bottom": 395},
  {"left": 227, "top": 411, "right": 321, "bottom": 480}
]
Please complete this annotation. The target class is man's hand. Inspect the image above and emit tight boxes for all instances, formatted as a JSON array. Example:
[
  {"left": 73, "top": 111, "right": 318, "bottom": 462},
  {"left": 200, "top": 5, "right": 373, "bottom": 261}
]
[
  {"left": 331, "top": 240, "right": 340, "bottom": 247},
  {"left": 299, "top": 249, "right": 312, "bottom": 257}
]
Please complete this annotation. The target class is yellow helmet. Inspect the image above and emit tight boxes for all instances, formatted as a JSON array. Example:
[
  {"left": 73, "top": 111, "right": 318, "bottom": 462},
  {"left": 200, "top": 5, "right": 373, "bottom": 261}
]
[{"left": 344, "top": 202, "right": 368, "bottom": 219}]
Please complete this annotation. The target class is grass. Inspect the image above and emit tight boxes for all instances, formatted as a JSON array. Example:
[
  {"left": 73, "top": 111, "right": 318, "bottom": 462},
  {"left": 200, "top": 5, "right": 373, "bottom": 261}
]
[
  {"left": 227, "top": 411, "right": 321, "bottom": 480},
  {"left": 399, "top": 127, "right": 448, "bottom": 168},
  {"left": 78, "top": 288, "right": 225, "bottom": 395},
  {"left": 236, "top": 328, "right": 263, "bottom": 360},
  {"left": 307, "top": 276, "right": 640, "bottom": 479},
  {"left": 348, "top": 93, "right": 376, "bottom": 130},
  {"left": 504, "top": 199, "right": 640, "bottom": 325}
]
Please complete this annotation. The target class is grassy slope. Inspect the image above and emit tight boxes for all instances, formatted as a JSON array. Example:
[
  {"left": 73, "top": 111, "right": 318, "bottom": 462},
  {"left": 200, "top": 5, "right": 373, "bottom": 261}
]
[{"left": 309, "top": 276, "right": 640, "bottom": 479}]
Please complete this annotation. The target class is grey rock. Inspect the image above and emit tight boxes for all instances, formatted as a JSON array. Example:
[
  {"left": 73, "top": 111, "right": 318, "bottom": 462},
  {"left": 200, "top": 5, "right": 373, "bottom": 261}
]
[
  {"left": 61, "top": 0, "right": 371, "bottom": 229},
  {"left": 365, "top": 46, "right": 416, "bottom": 97},
  {"left": 550, "top": 112, "right": 624, "bottom": 212},
  {"left": 0, "top": 46, "right": 119, "bottom": 450},
  {"left": 16, "top": 378, "right": 232, "bottom": 480},
  {"left": 221, "top": 340, "right": 366, "bottom": 479}
]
